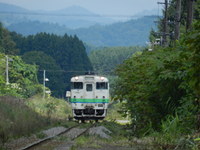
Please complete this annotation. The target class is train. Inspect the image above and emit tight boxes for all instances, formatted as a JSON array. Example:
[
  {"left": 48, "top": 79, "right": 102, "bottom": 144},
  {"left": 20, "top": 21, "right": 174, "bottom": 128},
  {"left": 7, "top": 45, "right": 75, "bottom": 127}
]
[{"left": 66, "top": 73, "right": 109, "bottom": 122}]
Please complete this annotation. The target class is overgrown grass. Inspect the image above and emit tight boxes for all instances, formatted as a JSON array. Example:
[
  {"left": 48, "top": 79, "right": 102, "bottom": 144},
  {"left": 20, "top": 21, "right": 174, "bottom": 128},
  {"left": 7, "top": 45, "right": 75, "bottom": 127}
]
[
  {"left": 0, "top": 95, "right": 72, "bottom": 149},
  {"left": 71, "top": 136, "right": 102, "bottom": 150},
  {"left": 0, "top": 96, "right": 47, "bottom": 146},
  {"left": 26, "top": 94, "right": 72, "bottom": 119},
  {"left": 148, "top": 115, "right": 200, "bottom": 150},
  {"left": 106, "top": 101, "right": 129, "bottom": 121}
]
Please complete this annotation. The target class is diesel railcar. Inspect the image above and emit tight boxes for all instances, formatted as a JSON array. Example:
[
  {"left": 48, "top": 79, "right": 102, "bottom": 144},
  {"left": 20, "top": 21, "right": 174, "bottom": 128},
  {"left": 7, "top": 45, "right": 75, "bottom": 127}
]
[{"left": 67, "top": 74, "right": 109, "bottom": 121}]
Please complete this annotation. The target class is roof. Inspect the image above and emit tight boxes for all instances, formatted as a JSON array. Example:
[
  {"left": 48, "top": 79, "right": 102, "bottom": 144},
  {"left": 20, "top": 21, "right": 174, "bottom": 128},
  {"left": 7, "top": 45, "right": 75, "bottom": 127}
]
[{"left": 71, "top": 75, "right": 109, "bottom": 82}]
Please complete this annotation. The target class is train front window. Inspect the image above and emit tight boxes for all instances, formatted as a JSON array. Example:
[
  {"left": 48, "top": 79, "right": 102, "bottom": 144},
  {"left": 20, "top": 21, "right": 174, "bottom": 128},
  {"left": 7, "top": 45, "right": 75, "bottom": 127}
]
[
  {"left": 86, "top": 84, "right": 93, "bottom": 91},
  {"left": 96, "top": 82, "right": 108, "bottom": 89},
  {"left": 71, "top": 82, "right": 83, "bottom": 89}
]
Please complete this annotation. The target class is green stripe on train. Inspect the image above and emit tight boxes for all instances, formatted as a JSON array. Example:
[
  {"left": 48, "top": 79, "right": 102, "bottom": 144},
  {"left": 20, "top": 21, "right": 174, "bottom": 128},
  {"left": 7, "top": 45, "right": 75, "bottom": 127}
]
[{"left": 70, "top": 98, "right": 109, "bottom": 103}]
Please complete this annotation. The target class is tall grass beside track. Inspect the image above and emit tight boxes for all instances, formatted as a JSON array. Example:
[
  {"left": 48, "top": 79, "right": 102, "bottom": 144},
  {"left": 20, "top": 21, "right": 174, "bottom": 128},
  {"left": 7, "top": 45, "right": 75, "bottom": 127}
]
[
  {"left": 0, "top": 95, "right": 72, "bottom": 148},
  {"left": 26, "top": 95, "right": 72, "bottom": 119}
]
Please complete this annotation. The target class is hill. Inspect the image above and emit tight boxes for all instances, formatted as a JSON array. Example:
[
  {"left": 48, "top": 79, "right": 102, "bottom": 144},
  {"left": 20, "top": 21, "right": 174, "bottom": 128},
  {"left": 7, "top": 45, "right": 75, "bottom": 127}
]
[
  {"left": 0, "top": 22, "right": 93, "bottom": 97},
  {"left": 89, "top": 46, "right": 141, "bottom": 74},
  {"left": 0, "top": 3, "right": 28, "bottom": 13},
  {"left": 69, "top": 16, "right": 156, "bottom": 46},
  {"left": 7, "top": 16, "right": 156, "bottom": 46},
  {"left": 0, "top": 3, "right": 114, "bottom": 28},
  {"left": 10, "top": 32, "right": 93, "bottom": 97}
]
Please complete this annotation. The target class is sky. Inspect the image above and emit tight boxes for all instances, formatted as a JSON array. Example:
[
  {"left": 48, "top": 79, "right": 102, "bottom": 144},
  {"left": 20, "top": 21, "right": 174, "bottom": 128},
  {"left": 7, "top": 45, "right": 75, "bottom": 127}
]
[{"left": 0, "top": 0, "right": 159, "bottom": 16}]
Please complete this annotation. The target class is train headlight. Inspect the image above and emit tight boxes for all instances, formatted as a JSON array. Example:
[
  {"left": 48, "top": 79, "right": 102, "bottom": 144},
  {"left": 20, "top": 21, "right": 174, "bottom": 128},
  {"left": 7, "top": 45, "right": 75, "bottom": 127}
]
[
  {"left": 100, "top": 77, "right": 105, "bottom": 81},
  {"left": 75, "top": 76, "right": 79, "bottom": 80}
]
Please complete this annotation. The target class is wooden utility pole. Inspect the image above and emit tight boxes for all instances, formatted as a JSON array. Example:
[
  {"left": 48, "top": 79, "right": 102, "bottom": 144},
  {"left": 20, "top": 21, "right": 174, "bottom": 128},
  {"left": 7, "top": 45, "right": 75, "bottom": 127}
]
[
  {"left": 175, "top": 0, "right": 182, "bottom": 40},
  {"left": 5, "top": 56, "right": 9, "bottom": 85},
  {"left": 158, "top": 0, "right": 168, "bottom": 46},
  {"left": 186, "top": 0, "right": 195, "bottom": 31},
  {"left": 163, "top": 0, "right": 168, "bottom": 46},
  {"left": 43, "top": 70, "right": 46, "bottom": 99}
]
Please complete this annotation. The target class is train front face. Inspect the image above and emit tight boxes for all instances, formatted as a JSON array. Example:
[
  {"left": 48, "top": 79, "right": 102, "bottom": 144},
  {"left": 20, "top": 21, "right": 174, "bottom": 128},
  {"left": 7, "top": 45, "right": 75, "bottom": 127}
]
[{"left": 70, "top": 75, "right": 109, "bottom": 120}]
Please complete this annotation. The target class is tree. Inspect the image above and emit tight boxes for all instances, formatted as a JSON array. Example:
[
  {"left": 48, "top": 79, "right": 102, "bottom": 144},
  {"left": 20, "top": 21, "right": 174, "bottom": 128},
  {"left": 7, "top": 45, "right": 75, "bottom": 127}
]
[
  {"left": 150, "top": 0, "right": 200, "bottom": 45},
  {"left": 114, "top": 21, "right": 200, "bottom": 135},
  {"left": 11, "top": 32, "right": 93, "bottom": 97},
  {"left": 0, "top": 24, "right": 19, "bottom": 55},
  {"left": 22, "top": 51, "right": 64, "bottom": 97},
  {"left": 89, "top": 46, "right": 141, "bottom": 75}
]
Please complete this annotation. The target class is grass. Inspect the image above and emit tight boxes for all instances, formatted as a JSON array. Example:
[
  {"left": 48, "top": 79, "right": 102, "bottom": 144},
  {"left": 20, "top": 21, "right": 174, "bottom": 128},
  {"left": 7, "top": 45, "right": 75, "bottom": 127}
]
[
  {"left": 70, "top": 121, "right": 132, "bottom": 150},
  {"left": 70, "top": 119, "right": 200, "bottom": 150},
  {"left": 71, "top": 136, "right": 102, "bottom": 150},
  {"left": 36, "top": 132, "right": 47, "bottom": 139},
  {"left": 0, "top": 95, "right": 72, "bottom": 149},
  {"left": 145, "top": 115, "right": 200, "bottom": 150},
  {"left": 106, "top": 101, "right": 129, "bottom": 121},
  {"left": 26, "top": 94, "right": 72, "bottom": 119}
]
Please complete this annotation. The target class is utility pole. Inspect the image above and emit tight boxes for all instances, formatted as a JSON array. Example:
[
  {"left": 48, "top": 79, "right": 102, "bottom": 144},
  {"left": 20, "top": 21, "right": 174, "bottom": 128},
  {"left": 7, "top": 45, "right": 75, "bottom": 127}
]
[
  {"left": 43, "top": 70, "right": 49, "bottom": 99},
  {"left": 158, "top": 0, "right": 168, "bottom": 46},
  {"left": 163, "top": 0, "right": 168, "bottom": 46},
  {"left": 43, "top": 70, "right": 46, "bottom": 99},
  {"left": 186, "top": 0, "right": 195, "bottom": 31},
  {"left": 5, "top": 56, "right": 9, "bottom": 85},
  {"left": 175, "top": 0, "right": 182, "bottom": 40}
]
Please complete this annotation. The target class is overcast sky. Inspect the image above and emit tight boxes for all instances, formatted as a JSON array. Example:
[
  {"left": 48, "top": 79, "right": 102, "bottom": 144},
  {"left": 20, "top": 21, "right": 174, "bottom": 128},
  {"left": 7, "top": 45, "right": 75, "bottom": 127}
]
[{"left": 0, "top": 0, "right": 159, "bottom": 16}]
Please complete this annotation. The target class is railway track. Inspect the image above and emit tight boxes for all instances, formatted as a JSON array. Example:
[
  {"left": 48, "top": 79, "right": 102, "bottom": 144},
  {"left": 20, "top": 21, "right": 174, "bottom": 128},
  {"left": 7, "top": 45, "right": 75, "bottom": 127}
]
[{"left": 20, "top": 123, "right": 96, "bottom": 150}]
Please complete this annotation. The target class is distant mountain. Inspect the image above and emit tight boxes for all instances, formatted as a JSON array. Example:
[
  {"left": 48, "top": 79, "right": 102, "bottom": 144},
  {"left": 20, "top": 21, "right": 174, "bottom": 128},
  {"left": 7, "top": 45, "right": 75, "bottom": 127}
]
[
  {"left": 69, "top": 16, "right": 156, "bottom": 46},
  {"left": 133, "top": 9, "right": 161, "bottom": 18},
  {"left": 8, "top": 16, "right": 157, "bottom": 46},
  {"left": 0, "top": 3, "right": 114, "bottom": 28},
  {"left": 52, "top": 5, "right": 98, "bottom": 15},
  {"left": 0, "top": 2, "right": 29, "bottom": 13},
  {"left": 0, "top": 3, "right": 30, "bottom": 26}
]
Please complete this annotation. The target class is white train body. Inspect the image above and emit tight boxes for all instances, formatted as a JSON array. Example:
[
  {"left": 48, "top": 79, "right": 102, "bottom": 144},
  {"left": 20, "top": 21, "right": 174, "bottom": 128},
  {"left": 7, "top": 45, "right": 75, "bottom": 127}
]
[{"left": 69, "top": 74, "right": 109, "bottom": 120}]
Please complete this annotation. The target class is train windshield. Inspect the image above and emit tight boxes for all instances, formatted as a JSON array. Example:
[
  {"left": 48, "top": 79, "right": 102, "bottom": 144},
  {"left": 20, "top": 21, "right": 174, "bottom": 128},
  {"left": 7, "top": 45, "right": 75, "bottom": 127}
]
[
  {"left": 96, "top": 82, "right": 108, "bottom": 89},
  {"left": 71, "top": 82, "right": 83, "bottom": 89},
  {"left": 86, "top": 84, "right": 93, "bottom": 91}
]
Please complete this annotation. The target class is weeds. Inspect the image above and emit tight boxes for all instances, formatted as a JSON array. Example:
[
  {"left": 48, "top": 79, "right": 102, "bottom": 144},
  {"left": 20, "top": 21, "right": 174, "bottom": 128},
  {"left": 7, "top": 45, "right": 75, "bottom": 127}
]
[
  {"left": 148, "top": 114, "right": 200, "bottom": 150},
  {"left": 0, "top": 95, "right": 71, "bottom": 149},
  {"left": 36, "top": 132, "right": 46, "bottom": 139},
  {"left": 26, "top": 95, "right": 71, "bottom": 119},
  {"left": 73, "top": 136, "right": 102, "bottom": 149}
]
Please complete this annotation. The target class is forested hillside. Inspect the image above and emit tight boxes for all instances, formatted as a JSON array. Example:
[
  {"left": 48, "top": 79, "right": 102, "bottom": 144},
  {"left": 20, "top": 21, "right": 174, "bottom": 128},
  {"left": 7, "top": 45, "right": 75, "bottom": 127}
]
[
  {"left": 10, "top": 32, "right": 93, "bottom": 97},
  {"left": 0, "top": 22, "right": 93, "bottom": 97},
  {"left": 89, "top": 46, "right": 141, "bottom": 75},
  {"left": 7, "top": 16, "right": 156, "bottom": 46}
]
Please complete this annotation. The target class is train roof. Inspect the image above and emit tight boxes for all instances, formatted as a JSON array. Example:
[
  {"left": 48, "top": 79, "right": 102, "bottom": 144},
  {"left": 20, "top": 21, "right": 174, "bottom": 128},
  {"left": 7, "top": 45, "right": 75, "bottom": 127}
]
[{"left": 71, "top": 75, "right": 109, "bottom": 82}]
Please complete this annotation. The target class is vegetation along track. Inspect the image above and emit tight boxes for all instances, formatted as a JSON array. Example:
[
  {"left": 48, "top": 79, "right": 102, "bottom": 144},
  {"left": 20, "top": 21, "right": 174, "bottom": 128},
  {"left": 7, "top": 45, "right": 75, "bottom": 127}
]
[{"left": 21, "top": 123, "right": 97, "bottom": 150}]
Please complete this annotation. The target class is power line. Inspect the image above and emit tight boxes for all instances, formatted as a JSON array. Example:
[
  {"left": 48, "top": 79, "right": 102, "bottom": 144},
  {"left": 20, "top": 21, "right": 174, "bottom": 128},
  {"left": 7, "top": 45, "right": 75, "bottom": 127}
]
[
  {"left": 38, "top": 70, "right": 112, "bottom": 73},
  {"left": 39, "top": 70, "right": 89, "bottom": 73}
]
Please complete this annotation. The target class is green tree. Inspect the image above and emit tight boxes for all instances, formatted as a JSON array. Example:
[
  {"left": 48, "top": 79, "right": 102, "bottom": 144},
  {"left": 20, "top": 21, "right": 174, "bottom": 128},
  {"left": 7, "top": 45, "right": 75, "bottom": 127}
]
[
  {"left": 22, "top": 51, "right": 64, "bottom": 97},
  {"left": 89, "top": 46, "right": 141, "bottom": 75},
  {"left": 114, "top": 21, "right": 200, "bottom": 136},
  {"left": 11, "top": 32, "right": 93, "bottom": 97}
]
